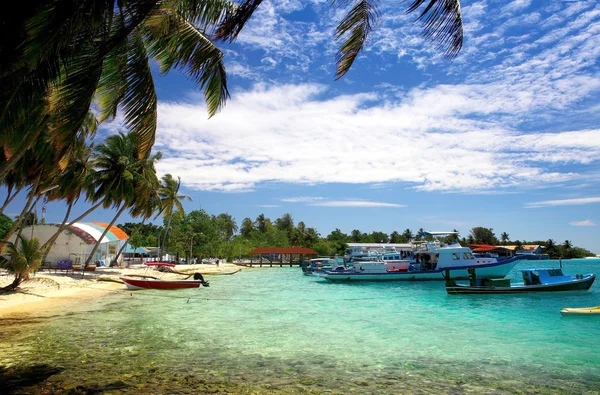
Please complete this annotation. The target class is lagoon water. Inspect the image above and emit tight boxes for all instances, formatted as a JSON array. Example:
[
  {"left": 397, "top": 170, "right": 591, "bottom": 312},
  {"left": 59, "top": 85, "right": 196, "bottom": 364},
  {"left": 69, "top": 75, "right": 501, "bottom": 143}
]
[{"left": 2, "top": 258, "right": 600, "bottom": 394}]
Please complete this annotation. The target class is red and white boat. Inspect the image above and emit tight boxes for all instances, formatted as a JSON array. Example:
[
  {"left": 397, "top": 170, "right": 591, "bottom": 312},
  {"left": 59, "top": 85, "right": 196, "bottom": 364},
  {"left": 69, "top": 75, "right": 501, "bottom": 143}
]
[{"left": 120, "top": 263, "right": 209, "bottom": 290}]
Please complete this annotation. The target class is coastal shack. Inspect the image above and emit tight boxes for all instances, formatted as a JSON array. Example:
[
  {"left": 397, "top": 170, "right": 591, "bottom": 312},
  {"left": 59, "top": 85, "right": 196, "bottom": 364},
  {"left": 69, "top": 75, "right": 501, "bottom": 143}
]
[
  {"left": 8, "top": 222, "right": 129, "bottom": 268},
  {"left": 247, "top": 247, "right": 318, "bottom": 267}
]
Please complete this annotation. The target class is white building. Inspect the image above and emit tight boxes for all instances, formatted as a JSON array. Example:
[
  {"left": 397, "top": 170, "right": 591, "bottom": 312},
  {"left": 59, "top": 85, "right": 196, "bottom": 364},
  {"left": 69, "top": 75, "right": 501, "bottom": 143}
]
[{"left": 9, "top": 222, "right": 129, "bottom": 266}]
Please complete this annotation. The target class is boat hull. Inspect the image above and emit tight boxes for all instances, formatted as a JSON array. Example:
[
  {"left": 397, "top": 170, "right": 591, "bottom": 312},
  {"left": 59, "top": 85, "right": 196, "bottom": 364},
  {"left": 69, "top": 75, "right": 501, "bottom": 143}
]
[
  {"left": 446, "top": 274, "right": 596, "bottom": 294},
  {"left": 560, "top": 306, "right": 600, "bottom": 315},
  {"left": 314, "top": 257, "right": 521, "bottom": 282},
  {"left": 120, "top": 276, "right": 202, "bottom": 290}
]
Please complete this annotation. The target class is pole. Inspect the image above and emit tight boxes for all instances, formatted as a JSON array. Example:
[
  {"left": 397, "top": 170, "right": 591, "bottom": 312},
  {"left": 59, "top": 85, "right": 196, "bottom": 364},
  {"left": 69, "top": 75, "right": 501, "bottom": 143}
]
[{"left": 190, "top": 234, "right": 195, "bottom": 264}]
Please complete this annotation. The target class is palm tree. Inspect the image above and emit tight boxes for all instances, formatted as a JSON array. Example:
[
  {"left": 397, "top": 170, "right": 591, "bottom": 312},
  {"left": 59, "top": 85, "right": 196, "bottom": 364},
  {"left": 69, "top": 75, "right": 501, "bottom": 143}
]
[
  {"left": 1, "top": 0, "right": 234, "bottom": 180},
  {"left": 240, "top": 217, "right": 254, "bottom": 239},
  {"left": 1, "top": 235, "right": 43, "bottom": 291},
  {"left": 1, "top": 1, "right": 463, "bottom": 181},
  {"left": 500, "top": 232, "right": 509, "bottom": 245},
  {"left": 217, "top": 213, "right": 238, "bottom": 241},
  {"left": 275, "top": 213, "right": 294, "bottom": 235},
  {"left": 83, "top": 132, "right": 160, "bottom": 268},
  {"left": 402, "top": 229, "right": 414, "bottom": 242},
  {"left": 159, "top": 174, "right": 191, "bottom": 257},
  {"left": 255, "top": 214, "right": 268, "bottom": 233},
  {"left": 113, "top": 157, "right": 162, "bottom": 264},
  {"left": 350, "top": 229, "right": 362, "bottom": 242}
]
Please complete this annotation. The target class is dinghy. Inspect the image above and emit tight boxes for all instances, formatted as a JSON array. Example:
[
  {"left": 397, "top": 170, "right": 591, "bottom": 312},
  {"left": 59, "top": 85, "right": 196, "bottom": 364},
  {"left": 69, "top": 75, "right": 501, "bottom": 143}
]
[{"left": 560, "top": 306, "right": 600, "bottom": 316}]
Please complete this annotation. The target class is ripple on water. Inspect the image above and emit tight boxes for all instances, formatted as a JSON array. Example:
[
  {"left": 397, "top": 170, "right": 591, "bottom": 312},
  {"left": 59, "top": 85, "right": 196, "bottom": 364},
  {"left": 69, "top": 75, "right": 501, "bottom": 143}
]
[{"left": 1, "top": 260, "right": 600, "bottom": 393}]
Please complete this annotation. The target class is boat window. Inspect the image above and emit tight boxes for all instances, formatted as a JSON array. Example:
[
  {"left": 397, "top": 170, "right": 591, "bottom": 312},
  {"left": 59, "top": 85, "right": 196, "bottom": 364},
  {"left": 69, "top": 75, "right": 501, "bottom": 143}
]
[
  {"left": 463, "top": 252, "right": 474, "bottom": 260},
  {"left": 548, "top": 269, "right": 563, "bottom": 276},
  {"left": 452, "top": 253, "right": 460, "bottom": 260}
]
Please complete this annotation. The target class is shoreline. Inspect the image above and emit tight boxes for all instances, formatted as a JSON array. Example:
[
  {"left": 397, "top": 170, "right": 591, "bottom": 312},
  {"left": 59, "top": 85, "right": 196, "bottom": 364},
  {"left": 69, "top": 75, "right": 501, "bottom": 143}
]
[{"left": 0, "top": 263, "right": 244, "bottom": 318}]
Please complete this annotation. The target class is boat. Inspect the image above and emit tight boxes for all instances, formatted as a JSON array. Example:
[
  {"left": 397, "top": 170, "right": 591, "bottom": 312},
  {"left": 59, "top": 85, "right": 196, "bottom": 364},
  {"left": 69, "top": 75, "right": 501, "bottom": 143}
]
[
  {"left": 560, "top": 306, "right": 600, "bottom": 316},
  {"left": 313, "top": 239, "right": 524, "bottom": 282},
  {"left": 445, "top": 267, "right": 596, "bottom": 294},
  {"left": 120, "top": 263, "right": 210, "bottom": 290},
  {"left": 301, "top": 257, "right": 340, "bottom": 275}
]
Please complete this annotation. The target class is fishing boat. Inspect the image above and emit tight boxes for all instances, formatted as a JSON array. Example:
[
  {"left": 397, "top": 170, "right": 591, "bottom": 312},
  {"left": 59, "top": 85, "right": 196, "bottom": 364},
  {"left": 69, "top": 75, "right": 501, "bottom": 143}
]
[
  {"left": 120, "top": 263, "right": 209, "bottom": 290},
  {"left": 445, "top": 267, "right": 596, "bottom": 294},
  {"left": 560, "top": 306, "right": 600, "bottom": 316},
  {"left": 313, "top": 239, "right": 524, "bottom": 282},
  {"left": 301, "top": 257, "right": 340, "bottom": 275}
]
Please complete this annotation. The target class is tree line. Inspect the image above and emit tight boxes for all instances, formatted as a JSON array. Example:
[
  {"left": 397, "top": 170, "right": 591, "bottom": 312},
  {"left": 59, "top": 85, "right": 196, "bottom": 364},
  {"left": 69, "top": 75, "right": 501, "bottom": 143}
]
[{"left": 115, "top": 217, "right": 596, "bottom": 262}]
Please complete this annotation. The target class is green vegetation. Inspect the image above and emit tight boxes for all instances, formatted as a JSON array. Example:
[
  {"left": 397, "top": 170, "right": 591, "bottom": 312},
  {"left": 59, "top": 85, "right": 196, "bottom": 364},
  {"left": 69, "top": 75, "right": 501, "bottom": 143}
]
[
  {"left": 117, "top": 218, "right": 596, "bottom": 262},
  {"left": 1, "top": 235, "right": 43, "bottom": 291}
]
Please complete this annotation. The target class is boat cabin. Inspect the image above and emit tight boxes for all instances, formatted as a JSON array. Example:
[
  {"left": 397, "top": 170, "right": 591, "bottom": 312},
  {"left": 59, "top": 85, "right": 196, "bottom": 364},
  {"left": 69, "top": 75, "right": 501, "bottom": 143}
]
[{"left": 521, "top": 268, "right": 571, "bottom": 285}]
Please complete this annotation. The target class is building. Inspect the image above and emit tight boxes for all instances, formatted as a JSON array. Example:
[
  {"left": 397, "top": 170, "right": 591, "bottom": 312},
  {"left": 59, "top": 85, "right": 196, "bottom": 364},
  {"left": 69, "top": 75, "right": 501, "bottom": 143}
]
[{"left": 8, "top": 222, "right": 129, "bottom": 266}]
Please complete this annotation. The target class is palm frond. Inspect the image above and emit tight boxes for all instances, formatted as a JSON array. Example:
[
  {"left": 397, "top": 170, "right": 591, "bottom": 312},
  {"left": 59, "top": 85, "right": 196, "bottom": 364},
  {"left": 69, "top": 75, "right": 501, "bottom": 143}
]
[
  {"left": 96, "top": 15, "right": 130, "bottom": 124},
  {"left": 214, "top": 0, "right": 263, "bottom": 42},
  {"left": 122, "top": 30, "right": 157, "bottom": 159},
  {"left": 21, "top": 0, "right": 114, "bottom": 73},
  {"left": 144, "top": 9, "right": 229, "bottom": 117},
  {"left": 334, "top": 0, "right": 379, "bottom": 80},
  {"left": 175, "top": 0, "right": 239, "bottom": 32},
  {"left": 406, "top": 0, "right": 463, "bottom": 58},
  {"left": 47, "top": 44, "right": 104, "bottom": 153}
]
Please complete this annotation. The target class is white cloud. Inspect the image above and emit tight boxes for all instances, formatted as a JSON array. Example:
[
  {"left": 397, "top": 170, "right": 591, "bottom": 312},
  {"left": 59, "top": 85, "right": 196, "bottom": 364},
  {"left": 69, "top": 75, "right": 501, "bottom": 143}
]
[
  {"left": 569, "top": 220, "right": 597, "bottom": 227},
  {"left": 257, "top": 204, "right": 281, "bottom": 208},
  {"left": 525, "top": 197, "right": 600, "bottom": 209},
  {"left": 309, "top": 200, "right": 405, "bottom": 208},
  {"left": 281, "top": 197, "right": 325, "bottom": 203},
  {"left": 154, "top": 82, "right": 600, "bottom": 192}
]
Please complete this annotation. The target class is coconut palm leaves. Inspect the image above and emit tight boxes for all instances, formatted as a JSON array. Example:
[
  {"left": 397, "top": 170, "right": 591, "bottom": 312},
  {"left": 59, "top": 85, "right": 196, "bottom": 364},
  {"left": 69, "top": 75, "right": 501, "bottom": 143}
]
[
  {"left": 1, "top": 0, "right": 232, "bottom": 165},
  {"left": 1, "top": 235, "right": 43, "bottom": 291},
  {"left": 406, "top": 0, "right": 463, "bottom": 57},
  {"left": 158, "top": 174, "right": 191, "bottom": 254},
  {"left": 334, "top": 0, "right": 462, "bottom": 78},
  {"left": 334, "top": 0, "right": 379, "bottom": 80}
]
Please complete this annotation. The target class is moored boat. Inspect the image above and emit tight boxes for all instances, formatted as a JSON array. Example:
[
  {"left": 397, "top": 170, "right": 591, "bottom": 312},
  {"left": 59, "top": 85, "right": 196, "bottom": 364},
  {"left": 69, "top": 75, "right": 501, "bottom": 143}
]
[
  {"left": 445, "top": 267, "right": 596, "bottom": 294},
  {"left": 120, "top": 262, "right": 209, "bottom": 290},
  {"left": 302, "top": 257, "right": 340, "bottom": 275},
  {"left": 560, "top": 306, "right": 600, "bottom": 316},
  {"left": 314, "top": 241, "right": 524, "bottom": 282}
]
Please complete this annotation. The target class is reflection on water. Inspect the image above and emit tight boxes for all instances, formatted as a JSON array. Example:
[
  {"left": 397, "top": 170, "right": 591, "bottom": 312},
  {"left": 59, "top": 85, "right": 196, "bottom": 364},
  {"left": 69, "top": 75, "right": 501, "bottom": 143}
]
[{"left": 1, "top": 259, "right": 600, "bottom": 394}]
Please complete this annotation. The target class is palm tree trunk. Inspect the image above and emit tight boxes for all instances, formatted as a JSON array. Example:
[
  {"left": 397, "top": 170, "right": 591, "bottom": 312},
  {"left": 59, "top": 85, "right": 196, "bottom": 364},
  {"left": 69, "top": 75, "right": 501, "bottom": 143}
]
[
  {"left": 15, "top": 195, "right": 41, "bottom": 241},
  {"left": 1, "top": 178, "right": 41, "bottom": 244},
  {"left": 83, "top": 204, "right": 127, "bottom": 270},
  {"left": 40, "top": 201, "right": 73, "bottom": 263},
  {"left": 40, "top": 200, "right": 103, "bottom": 251},
  {"left": 161, "top": 213, "right": 174, "bottom": 259},
  {"left": 114, "top": 219, "right": 146, "bottom": 265},
  {"left": 0, "top": 186, "right": 21, "bottom": 214}
]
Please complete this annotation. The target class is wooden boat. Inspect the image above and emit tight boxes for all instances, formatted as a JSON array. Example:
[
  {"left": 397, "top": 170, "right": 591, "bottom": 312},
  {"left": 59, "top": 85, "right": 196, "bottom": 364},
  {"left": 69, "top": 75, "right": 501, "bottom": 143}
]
[
  {"left": 314, "top": 241, "right": 524, "bottom": 282},
  {"left": 120, "top": 263, "right": 209, "bottom": 290},
  {"left": 560, "top": 306, "right": 600, "bottom": 316},
  {"left": 445, "top": 268, "right": 596, "bottom": 294}
]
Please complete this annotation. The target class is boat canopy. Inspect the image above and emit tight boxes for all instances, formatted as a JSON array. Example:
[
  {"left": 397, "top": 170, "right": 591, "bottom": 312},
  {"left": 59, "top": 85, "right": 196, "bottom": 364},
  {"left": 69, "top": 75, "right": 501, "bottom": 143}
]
[{"left": 146, "top": 262, "right": 176, "bottom": 267}]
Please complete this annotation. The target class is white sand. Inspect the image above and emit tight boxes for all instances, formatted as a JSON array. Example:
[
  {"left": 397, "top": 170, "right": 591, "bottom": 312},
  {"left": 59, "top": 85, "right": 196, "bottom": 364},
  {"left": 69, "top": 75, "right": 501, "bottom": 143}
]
[{"left": 0, "top": 263, "right": 244, "bottom": 317}]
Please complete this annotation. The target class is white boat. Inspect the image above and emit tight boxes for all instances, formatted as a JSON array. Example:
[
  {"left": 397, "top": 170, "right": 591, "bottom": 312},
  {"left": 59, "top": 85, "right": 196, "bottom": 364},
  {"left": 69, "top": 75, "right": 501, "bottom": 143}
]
[{"left": 314, "top": 241, "right": 524, "bottom": 282}]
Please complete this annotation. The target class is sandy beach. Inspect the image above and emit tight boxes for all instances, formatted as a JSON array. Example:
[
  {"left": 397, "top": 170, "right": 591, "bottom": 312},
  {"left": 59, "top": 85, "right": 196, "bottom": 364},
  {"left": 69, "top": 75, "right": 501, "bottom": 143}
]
[{"left": 0, "top": 263, "right": 243, "bottom": 318}]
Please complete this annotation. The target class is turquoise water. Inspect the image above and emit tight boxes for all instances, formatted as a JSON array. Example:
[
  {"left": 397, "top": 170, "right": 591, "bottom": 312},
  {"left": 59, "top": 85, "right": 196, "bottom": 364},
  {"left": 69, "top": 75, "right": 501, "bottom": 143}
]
[{"left": 1, "top": 259, "right": 600, "bottom": 394}]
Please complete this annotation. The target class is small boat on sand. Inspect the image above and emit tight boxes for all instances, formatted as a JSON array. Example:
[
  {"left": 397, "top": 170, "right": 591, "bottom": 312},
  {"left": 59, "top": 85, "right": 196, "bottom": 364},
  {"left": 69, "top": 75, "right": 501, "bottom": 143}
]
[
  {"left": 560, "top": 306, "right": 600, "bottom": 316},
  {"left": 445, "top": 267, "right": 596, "bottom": 294},
  {"left": 120, "top": 263, "right": 209, "bottom": 290}
]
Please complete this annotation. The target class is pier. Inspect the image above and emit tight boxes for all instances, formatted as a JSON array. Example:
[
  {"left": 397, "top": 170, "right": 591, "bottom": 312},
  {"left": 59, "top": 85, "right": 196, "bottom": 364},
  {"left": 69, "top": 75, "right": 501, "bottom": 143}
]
[{"left": 245, "top": 247, "right": 318, "bottom": 267}]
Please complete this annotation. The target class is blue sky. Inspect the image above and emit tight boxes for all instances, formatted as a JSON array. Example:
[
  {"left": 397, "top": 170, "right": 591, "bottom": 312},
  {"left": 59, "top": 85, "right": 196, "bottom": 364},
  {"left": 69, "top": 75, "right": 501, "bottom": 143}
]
[{"left": 4, "top": 0, "right": 600, "bottom": 253}]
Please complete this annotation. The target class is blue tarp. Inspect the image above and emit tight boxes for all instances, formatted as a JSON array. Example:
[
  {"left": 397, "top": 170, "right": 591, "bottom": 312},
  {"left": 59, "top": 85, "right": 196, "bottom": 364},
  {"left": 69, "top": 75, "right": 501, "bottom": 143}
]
[{"left": 123, "top": 245, "right": 151, "bottom": 254}]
